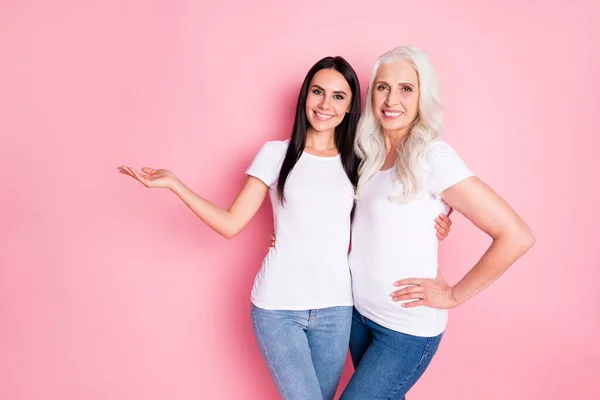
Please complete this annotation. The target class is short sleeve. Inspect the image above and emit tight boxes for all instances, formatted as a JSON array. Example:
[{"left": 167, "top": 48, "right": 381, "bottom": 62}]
[
  {"left": 425, "top": 141, "right": 474, "bottom": 197},
  {"left": 245, "top": 141, "right": 286, "bottom": 187}
]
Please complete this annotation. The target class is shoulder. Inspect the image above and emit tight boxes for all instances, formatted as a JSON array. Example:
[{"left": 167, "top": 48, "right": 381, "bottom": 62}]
[
  {"left": 265, "top": 139, "right": 290, "bottom": 152},
  {"left": 254, "top": 139, "right": 289, "bottom": 161},
  {"left": 420, "top": 140, "right": 467, "bottom": 175},
  {"left": 424, "top": 140, "right": 458, "bottom": 158},
  {"left": 422, "top": 140, "right": 462, "bottom": 164},
  {"left": 260, "top": 139, "right": 289, "bottom": 156}
]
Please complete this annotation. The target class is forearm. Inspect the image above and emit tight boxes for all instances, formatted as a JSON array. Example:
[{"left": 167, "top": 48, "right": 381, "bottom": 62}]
[
  {"left": 452, "top": 228, "right": 535, "bottom": 306},
  {"left": 170, "top": 181, "right": 238, "bottom": 239}
]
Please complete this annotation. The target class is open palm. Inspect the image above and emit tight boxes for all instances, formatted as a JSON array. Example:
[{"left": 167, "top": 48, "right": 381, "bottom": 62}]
[{"left": 118, "top": 166, "right": 178, "bottom": 190}]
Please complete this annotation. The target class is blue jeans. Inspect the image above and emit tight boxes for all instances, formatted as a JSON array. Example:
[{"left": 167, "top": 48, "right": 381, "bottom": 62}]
[
  {"left": 341, "top": 307, "right": 443, "bottom": 400},
  {"left": 251, "top": 304, "right": 353, "bottom": 400}
]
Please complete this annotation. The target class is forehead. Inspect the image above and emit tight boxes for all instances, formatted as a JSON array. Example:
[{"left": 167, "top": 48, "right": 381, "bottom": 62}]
[
  {"left": 309, "top": 68, "right": 352, "bottom": 93},
  {"left": 375, "top": 60, "right": 419, "bottom": 85}
]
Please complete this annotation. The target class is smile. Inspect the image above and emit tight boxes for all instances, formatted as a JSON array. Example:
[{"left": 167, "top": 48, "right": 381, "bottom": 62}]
[
  {"left": 314, "top": 112, "right": 334, "bottom": 121},
  {"left": 382, "top": 110, "right": 404, "bottom": 119}
]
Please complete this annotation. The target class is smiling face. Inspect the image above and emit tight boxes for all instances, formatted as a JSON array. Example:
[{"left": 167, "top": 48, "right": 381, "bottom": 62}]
[
  {"left": 371, "top": 60, "right": 420, "bottom": 134},
  {"left": 305, "top": 68, "right": 352, "bottom": 134}
]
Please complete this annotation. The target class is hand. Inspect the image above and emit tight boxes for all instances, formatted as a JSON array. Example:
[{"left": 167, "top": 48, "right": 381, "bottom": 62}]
[
  {"left": 435, "top": 210, "right": 453, "bottom": 241},
  {"left": 118, "top": 166, "right": 180, "bottom": 190},
  {"left": 268, "top": 231, "right": 275, "bottom": 249},
  {"left": 390, "top": 268, "right": 458, "bottom": 309}
]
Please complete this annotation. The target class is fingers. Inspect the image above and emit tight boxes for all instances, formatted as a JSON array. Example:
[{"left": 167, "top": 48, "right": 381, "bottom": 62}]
[
  {"left": 126, "top": 167, "right": 150, "bottom": 187},
  {"left": 268, "top": 232, "right": 276, "bottom": 249},
  {"left": 438, "top": 214, "right": 452, "bottom": 227},
  {"left": 435, "top": 216, "right": 450, "bottom": 232},
  {"left": 118, "top": 165, "right": 157, "bottom": 190},
  {"left": 435, "top": 214, "right": 452, "bottom": 240},
  {"left": 435, "top": 224, "right": 446, "bottom": 236},
  {"left": 390, "top": 287, "right": 425, "bottom": 302},
  {"left": 393, "top": 278, "right": 426, "bottom": 287},
  {"left": 401, "top": 299, "right": 428, "bottom": 308},
  {"left": 390, "top": 286, "right": 423, "bottom": 297},
  {"left": 118, "top": 166, "right": 134, "bottom": 177}
]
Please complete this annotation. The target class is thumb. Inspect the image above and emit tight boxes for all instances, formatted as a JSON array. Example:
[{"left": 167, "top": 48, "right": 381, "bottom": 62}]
[
  {"left": 436, "top": 267, "right": 445, "bottom": 281},
  {"left": 141, "top": 167, "right": 156, "bottom": 174}
]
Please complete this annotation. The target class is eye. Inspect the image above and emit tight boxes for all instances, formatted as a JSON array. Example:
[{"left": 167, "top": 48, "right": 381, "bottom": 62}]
[
  {"left": 401, "top": 85, "right": 413, "bottom": 92},
  {"left": 312, "top": 89, "right": 323, "bottom": 95},
  {"left": 333, "top": 94, "right": 345, "bottom": 100},
  {"left": 377, "top": 84, "right": 389, "bottom": 91}
]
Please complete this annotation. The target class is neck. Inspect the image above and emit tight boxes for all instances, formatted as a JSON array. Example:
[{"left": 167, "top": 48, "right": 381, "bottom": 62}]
[
  {"left": 383, "top": 127, "right": 410, "bottom": 154},
  {"left": 306, "top": 128, "right": 336, "bottom": 151}
]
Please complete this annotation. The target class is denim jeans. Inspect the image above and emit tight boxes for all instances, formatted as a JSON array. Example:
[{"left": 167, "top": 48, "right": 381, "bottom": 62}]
[
  {"left": 251, "top": 304, "right": 353, "bottom": 400},
  {"left": 340, "top": 307, "right": 443, "bottom": 400}
]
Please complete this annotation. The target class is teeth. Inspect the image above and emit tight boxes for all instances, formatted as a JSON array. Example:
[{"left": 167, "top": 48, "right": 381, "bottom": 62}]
[
  {"left": 384, "top": 111, "right": 402, "bottom": 117},
  {"left": 316, "top": 112, "right": 333, "bottom": 119}
]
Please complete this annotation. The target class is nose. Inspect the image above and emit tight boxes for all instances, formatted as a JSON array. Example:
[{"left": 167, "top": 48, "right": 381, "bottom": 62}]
[
  {"left": 385, "top": 89, "right": 400, "bottom": 107},
  {"left": 318, "top": 96, "right": 331, "bottom": 110}
]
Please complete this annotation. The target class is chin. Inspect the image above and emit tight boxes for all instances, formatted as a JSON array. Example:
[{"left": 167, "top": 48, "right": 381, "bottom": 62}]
[
  {"left": 313, "top": 124, "right": 333, "bottom": 132},
  {"left": 310, "top": 120, "right": 334, "bottom": 132},
  {"left": 378, "top": 121, "right": 399, "bottom": 130}
]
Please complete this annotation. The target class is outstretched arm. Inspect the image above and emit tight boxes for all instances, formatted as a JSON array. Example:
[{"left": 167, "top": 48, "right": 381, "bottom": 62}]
[{"left": 119, "top": 166, "right": 269, "bottom": 239}]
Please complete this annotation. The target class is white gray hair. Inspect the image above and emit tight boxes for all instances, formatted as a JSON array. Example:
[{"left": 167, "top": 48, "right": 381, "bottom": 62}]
[{"left": 355, "top": 46, "right": 444, "bottom": 202}]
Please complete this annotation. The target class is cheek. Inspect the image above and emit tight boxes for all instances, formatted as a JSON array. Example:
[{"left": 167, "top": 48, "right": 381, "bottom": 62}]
[
  {"left": 371, "top": 93, "right": 382, "bottom": 111},
  {"left": 333, "top": 102, "right": 350, "bottom": 116},
  {"left": 408, "top": 94, "right": 419, "bottom": 112},
  {"left": 305, "top": 94, "right": 318, "bottom": 110}
]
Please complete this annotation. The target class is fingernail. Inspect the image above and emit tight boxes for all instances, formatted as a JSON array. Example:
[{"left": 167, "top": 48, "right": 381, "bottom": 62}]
[
  {"left": 401, "top": 304, "right": 407, "bottom": 307},
  {"left": 393, "top": 282, "right": 399, "bottom": 286}
]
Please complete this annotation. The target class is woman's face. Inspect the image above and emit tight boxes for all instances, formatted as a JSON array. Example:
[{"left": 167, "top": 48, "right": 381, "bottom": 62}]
[
  {"left": 305, "top": 68, "right": 352, "bottom": 133},
  {"left": 371, "top": 60, "right": 420, "bottom": 134}
]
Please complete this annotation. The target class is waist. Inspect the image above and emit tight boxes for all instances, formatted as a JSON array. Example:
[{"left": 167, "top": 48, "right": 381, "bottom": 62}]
[{"left": 251, "top": 254, "right": 353, "bottom": 310}]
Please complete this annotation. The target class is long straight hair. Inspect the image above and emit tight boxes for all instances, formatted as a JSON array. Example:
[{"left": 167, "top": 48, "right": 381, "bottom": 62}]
[{"left": 277, "top": 56, "right": 362, "bottom": 202}]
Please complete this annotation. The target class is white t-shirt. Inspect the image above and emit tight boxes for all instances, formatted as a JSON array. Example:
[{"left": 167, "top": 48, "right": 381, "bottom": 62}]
[
  {"left": 246, "top": 140, "right": 355, "bottom": 310},
  {"left": 349, "top": 141, "right": 474, "bottom": 337}
]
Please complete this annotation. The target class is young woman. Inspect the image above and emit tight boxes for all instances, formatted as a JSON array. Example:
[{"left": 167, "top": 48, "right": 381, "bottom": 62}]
[
  {"left": 118, "top": 56, "right": 453, "bottom": 400},
  {"left": 340, "top": 46, "right": 535, "bottom": 399}
]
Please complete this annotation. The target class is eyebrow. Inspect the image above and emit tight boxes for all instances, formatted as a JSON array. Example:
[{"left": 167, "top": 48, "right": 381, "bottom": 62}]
[
  {"left": 311, "top": 84, "right": 348, "bottom": 96},
  {"left": 375, "top": 80, "right": 416, "bottom": 87}
]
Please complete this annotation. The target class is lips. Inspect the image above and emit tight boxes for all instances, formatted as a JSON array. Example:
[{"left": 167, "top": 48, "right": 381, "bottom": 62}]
[
  {"left": 313, "top": 111, "right": 335, "bottom": 121},
  {"left": 382, "top": 110, "right": 404, "bottom": 119}
]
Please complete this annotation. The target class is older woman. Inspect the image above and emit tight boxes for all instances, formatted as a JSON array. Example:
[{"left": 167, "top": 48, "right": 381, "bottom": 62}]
[{"left": 341, "top": 46, "right": 535, "bottom": 399}]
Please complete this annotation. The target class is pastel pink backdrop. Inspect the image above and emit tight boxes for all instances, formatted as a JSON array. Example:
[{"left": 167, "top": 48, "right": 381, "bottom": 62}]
[{"left": 1, "top": 1, "right": 598, "bottom": 399}]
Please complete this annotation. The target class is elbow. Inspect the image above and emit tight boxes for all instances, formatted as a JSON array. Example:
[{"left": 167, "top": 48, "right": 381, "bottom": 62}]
[
  {"left": 514, "top": 223, "right": 535, "bottom": 254},
  {"left": 494, "top": 223, "right": 535, "bottom": 255},
  {"left": 221, "top": 227, "right": 241, "bottom": 240},
  {"left": 522, "top": 226, "right": 536, "bottom": 251}
]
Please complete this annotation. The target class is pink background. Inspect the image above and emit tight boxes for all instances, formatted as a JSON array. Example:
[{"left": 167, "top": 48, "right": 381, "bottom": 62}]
[{"left": 1, "top": 0, "right": 598, "bottom": 399}]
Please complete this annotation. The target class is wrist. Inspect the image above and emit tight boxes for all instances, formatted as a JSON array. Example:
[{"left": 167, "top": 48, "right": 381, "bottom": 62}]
[
  {"left": 449, "top": 286, "right": 464, "bottom": 308},
  {"left": 169, "top": 179, "right": 185, "bottom": 194}
]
